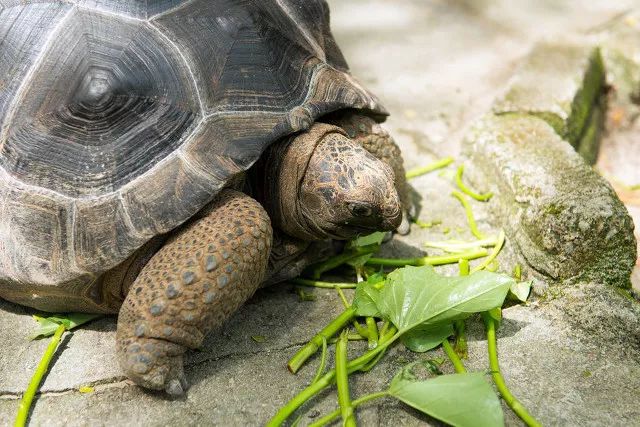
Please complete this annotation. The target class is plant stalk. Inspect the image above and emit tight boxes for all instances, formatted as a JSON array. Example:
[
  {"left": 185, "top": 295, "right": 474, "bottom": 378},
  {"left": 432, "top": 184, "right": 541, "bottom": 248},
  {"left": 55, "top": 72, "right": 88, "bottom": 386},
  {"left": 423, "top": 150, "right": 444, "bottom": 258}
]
[
  {"left": 311, "top": 337, "right": 328, "bottom": 385},
  {"left": 288, "top": 307, "right": 356, "bottom": 373},
  {"left": 269, "top": 331, "right": 400, "bottom": 426},
  {"left": 336, "top": 332, "right": 356, "bottom": 427},
  {"left": 308, "top": 391, "right": 390, "bottom": 427},
  {"left": 442, "top": 339, "right": 467, "bottom": 373},
  {"left": 365, "top": 317, "right": 379, "bottom": 349},
  {"left": 290, "top": 278, "right": 357, "bottom": 289},
  {"left": 455, "top": 165, "right": 493, "bottom": 201},
  {"left": 482, "top": 313, "right": 541, "bottom": 427},
  {"left": 15, "top": 324, "right": 66, "bottom": 427},
  {"left": 405, "top": 157, "right": 454, "bottom": 179},
  {"left": 366, "top": 248, "right": 488, "bottom": 267},
  {"left": 451, "top": 190, "right": 486, "bottom": 239}
]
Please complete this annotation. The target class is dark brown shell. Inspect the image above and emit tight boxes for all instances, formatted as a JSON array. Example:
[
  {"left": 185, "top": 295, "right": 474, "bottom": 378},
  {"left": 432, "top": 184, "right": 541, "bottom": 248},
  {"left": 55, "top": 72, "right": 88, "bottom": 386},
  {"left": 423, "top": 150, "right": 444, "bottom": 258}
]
[{"left": 0, "top": 0, "right": 385, "bottom": 291}]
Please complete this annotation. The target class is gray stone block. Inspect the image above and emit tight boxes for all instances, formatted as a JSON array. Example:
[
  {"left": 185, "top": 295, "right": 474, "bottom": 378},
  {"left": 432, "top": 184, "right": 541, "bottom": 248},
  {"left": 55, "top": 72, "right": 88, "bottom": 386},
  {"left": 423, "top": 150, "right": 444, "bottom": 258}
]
[
  {"left": 597, "top": 12, "right": 640, "bottom": 102},
  {"left": 493, "top": 42, "right": 605, "bottom": 148},
  {"left": 464, "top": 114, "right": 636, "bottom": 287}
]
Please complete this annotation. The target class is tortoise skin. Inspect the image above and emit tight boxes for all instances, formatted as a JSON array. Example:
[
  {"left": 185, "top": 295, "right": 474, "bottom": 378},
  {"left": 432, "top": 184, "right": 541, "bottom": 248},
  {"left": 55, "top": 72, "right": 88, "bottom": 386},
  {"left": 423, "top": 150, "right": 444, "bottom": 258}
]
[{"left": 0, "top": 0, "right": 386, "bottom": 311}]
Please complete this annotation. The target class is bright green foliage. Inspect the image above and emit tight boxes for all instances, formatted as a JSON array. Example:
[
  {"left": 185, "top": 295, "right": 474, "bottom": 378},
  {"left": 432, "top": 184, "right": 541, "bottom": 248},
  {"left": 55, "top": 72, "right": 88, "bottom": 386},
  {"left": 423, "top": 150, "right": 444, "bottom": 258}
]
[
  {"left": 374, "top": 266, "right": 514, "bottom": 332},
  {"left": 30, "top": 313, "right": 102, "bottom": 340},
  {"left": 401, "top": 323, "right": 453, "bottom": 352},
  {"left": 353, "top": 274, "right": 384, "bottom": 317},
  {"left": 345, "top": 232, "right": 386, "bottom": 268},
  {"left": 508, "top": 280, "right": 532, "bottom": 302},
  {"left": 389, "top": 369, "right": 504, "bottom": 427}
]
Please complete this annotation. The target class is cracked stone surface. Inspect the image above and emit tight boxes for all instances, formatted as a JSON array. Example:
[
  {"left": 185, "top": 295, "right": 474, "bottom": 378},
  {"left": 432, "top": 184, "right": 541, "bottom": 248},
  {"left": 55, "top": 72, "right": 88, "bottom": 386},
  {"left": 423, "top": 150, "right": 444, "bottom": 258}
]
[{"left": 1, "top": 1, "right": 640, "bottom": 426}]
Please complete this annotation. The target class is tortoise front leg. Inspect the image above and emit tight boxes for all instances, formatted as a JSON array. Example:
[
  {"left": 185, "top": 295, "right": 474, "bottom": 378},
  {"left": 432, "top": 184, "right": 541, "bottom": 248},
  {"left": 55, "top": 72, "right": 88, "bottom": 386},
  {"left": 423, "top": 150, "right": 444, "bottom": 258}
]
[{"left": 116, "top": 190, "right": 272, "bottom": 395}]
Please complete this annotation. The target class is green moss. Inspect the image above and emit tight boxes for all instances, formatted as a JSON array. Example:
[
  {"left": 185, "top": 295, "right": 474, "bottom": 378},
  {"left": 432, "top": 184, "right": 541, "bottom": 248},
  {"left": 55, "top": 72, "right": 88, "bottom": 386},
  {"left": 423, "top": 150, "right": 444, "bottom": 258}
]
[
  {"left": 614, "top": 287, "right": 637, "bottom": 302},
  {"left": 528, "top": 112, "right": 565, "bottom": 136},
  {"left": 576, "top": 97, "right": 605, "bottom": 165},
  {"left": 565, "top": 48, "right": 606, "bottom": 146},
  {"left": 544, "top": 203, "right": 564, "bottom": 216}
]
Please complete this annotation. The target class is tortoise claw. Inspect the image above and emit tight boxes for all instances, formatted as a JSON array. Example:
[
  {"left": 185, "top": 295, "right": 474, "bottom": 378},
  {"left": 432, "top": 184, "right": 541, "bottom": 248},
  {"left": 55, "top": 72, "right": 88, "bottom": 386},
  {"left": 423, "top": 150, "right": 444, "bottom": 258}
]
[
  {"left": 396, "top": 211, "right": 411, "bottom": 235},
  {"left": 166, "top": 378, "right": 187, "bottom": 397}
]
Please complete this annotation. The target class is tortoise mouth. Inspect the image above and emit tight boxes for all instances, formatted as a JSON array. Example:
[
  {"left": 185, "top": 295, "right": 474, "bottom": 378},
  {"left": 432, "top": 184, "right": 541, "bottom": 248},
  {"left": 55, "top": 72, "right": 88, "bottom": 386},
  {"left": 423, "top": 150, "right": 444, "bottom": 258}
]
[{"left": 327, "top": 222, "right": 391, "bottom": 240}]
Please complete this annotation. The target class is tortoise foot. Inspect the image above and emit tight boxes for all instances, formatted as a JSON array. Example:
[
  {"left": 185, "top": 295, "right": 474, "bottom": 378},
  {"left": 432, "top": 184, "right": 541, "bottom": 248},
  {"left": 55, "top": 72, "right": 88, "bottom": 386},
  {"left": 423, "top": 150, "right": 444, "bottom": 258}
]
[
  {"left": 116, "top": 189, "right": 272, "bottom": 394},
  {"left": 119, "top": 336, "right": 188, "bottom": 395}
]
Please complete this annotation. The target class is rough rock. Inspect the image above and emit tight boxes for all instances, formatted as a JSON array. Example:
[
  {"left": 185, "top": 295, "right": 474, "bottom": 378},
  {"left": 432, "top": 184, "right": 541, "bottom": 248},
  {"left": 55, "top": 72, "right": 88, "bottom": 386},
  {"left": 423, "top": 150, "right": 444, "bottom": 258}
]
[
  {"left": 465, "top": 114, "right": 636, "bottom": 287},
  {"left": 493, "top": 42, "right": 605, "bottom": 149}
]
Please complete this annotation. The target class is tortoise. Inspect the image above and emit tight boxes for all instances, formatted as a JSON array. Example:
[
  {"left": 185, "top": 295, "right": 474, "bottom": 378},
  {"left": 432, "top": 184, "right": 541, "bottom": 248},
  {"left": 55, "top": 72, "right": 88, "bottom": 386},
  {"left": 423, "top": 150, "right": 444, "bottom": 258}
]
[{"left": 0, "top": 0, "right": 411, "bottom": 394}]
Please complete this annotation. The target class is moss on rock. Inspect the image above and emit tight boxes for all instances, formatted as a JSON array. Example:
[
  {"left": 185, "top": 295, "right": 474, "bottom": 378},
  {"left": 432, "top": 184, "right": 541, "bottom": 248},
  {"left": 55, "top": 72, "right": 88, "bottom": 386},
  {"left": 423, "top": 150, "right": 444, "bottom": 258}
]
[{"left": 464, "top": 114, "right": 636, "bottom": 288}]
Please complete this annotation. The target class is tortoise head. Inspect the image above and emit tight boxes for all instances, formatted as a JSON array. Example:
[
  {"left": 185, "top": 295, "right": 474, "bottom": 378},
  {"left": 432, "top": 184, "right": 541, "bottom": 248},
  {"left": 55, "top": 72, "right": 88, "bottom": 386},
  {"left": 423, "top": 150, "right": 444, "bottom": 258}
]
[{"left": 265, "top": 124, "right": 402, "bottom": 241}]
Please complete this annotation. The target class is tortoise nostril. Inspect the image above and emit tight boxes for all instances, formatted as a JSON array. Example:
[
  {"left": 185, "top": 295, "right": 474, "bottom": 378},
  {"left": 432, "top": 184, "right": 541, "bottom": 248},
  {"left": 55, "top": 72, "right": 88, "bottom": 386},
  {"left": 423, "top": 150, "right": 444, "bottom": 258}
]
[{"left": 348, "top": 202, "right": 373, "bottom": 218}]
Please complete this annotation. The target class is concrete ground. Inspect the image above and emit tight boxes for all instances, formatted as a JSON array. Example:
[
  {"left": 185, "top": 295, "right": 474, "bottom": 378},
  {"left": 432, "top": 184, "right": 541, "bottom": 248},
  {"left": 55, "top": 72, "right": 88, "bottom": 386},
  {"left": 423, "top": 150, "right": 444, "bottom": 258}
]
[{"left": 1, "top": 1, "right": 639, "bottom": 426}]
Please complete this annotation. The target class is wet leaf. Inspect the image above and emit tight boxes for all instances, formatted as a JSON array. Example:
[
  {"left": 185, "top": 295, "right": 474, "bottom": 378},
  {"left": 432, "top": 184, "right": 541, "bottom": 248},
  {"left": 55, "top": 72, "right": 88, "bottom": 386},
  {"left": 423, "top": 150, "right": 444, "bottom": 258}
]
[
  {"left": 345, "top": 232, "right": 386, "bottom": 267},
  {"left": 508, "top": 280, "right": 532, "bottom": 303},
  {"left": 389, "top": 370, "right": 504, "bottom": 427},
  {"left": 353, "top": 274, "right": 384, "bottom": 317},
  {"left": 401, "top": 323, "right": 454, "bottom": 353},
  {"left": 377, "top": 265, "right": 513, "bottom": 333},
  {"left": 30, "top": 313, "right": 102, "bottom": 340}
]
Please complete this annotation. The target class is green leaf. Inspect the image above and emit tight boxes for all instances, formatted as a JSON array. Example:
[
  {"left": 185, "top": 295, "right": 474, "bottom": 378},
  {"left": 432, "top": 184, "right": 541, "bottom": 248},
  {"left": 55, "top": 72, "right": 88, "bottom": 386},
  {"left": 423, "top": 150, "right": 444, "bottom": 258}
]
[
  {"left": 377, "top": 265, "right": 514, "bottom": 333},
  {"left": 508, "top": 280, "right": 532, "bottom": 303},
  {"left": 350, "top": 232, "right": 386, "bottom": 248},
  {"left": 353, "top": 274, "right": 385, "bottom": 317},
  {"left": 345, "top": 232, "right": 386, "bottom": 267},
  {"left": 402, "top": 323, "right": 454, "bottom": 353},
  {"left": 389, "top": 370, "right": 504, "bottom": 427},
  {"left": 30, "top": 313, "right": 102, "bottom": 340}
]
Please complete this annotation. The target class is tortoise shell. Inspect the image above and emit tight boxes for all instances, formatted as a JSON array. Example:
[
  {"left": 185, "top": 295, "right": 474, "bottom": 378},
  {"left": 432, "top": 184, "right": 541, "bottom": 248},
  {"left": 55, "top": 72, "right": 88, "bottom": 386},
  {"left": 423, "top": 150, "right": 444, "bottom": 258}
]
[{"left": 0, "top": 1, "right": 385, "bottom": 294}]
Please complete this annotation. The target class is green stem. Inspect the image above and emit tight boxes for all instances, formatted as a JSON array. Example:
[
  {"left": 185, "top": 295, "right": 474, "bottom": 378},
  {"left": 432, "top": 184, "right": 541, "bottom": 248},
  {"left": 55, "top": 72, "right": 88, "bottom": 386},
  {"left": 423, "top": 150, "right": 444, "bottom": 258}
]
[
  {"left": 414, "top": 218, "right": 442, "bottom": 229},
  {"left": 454, "top": 259, "right": 469, "bottom": 358},
  {"left": 360, "top": 326, "right": 397, "bottom": 372},
  {"left": 470, "top": 230, "right": 506, "bottom": 273},
  {"left": 308, "top": 391, "right": 390, "bottom": 427},
  {"left": 482, "top": 313, "right": 542, "bottom": 427},
  {"left": 335, "top": 287, "right": 350, "bottom": 308},
  {"left": 453, "top": 320, "right": 468, "bottom": 359},
  {"left": 379, "top": 320, "right": 390, "bottom": 338},
  {"left": 15, "top": 324, "right": 66, "bottom": 427},
  {"left": 513, "top": 264, "right": 522, "bottom": 281},
  {"left": 308, "top": 248, "right": 375, "bottom": 279},
  {"left": 458, "top": 259, "right": 470, "bottom": 276},
  {"left": 366, "top": 317, "right": 379, "bottom": 349},
  {"left": 333, "top": 286, "right": 369, "bottom": 338},
  {"left": 336, "top": 332, "right": 356, "bottom": 427},
  {"left": 267, "top": 371, "right": 337, "bottom": 427},
  {"left": 269, "top": 331, "right": 401, "bottom": 426},
  {"left": 423, "top": 236, "right": 498, "bottom": 252},
  {"left": 288, "top": 307, "right": 356, "bottom": 374},
  {"left": 451, "top": 190, "right": 486, "bottom": 239},
  {"left": 442, "top": 339, "right": 467, "bottom": 373},
  {"left": 405, "top": 157, "right": 454, "bottom": 179},
  {"left": 311, "top": 337, "right": 328, "bottom": 385},
  {"left": 351, "top": 320, "right": 370, "bottom": 339},
  {"left": 455, "top": 165, "right": 493, "bottom": 201},
  {"left": 366, "top": 248, "right": 488, "bottom": 267},
  {"left": 290, "top": 278, "right": 357, "bottom": 289}
]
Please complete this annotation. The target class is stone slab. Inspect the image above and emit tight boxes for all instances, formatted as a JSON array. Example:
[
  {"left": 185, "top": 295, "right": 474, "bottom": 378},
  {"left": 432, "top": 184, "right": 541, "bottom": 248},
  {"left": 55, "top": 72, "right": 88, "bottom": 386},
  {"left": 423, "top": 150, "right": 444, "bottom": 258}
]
[
  {"left": 493, "top": 42, "right": 604, "bottom": 148},
  {"left": 464, "top": 114, "right": 636, "bottom": 287}
]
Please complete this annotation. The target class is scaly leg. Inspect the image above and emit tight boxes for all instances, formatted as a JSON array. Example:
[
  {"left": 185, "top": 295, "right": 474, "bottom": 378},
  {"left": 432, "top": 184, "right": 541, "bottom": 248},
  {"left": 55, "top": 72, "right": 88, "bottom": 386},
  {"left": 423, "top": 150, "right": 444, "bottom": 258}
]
[{"left": 116, "top": 189, "right": 272, "bottom": 395}]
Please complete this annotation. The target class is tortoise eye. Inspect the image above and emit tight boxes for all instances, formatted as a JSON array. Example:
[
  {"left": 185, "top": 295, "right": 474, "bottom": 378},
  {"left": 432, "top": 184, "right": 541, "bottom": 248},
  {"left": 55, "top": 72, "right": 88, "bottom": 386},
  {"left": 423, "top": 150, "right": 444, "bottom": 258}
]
[{"left": 348, "top": 202, "right": 373, "bottom": 218}]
